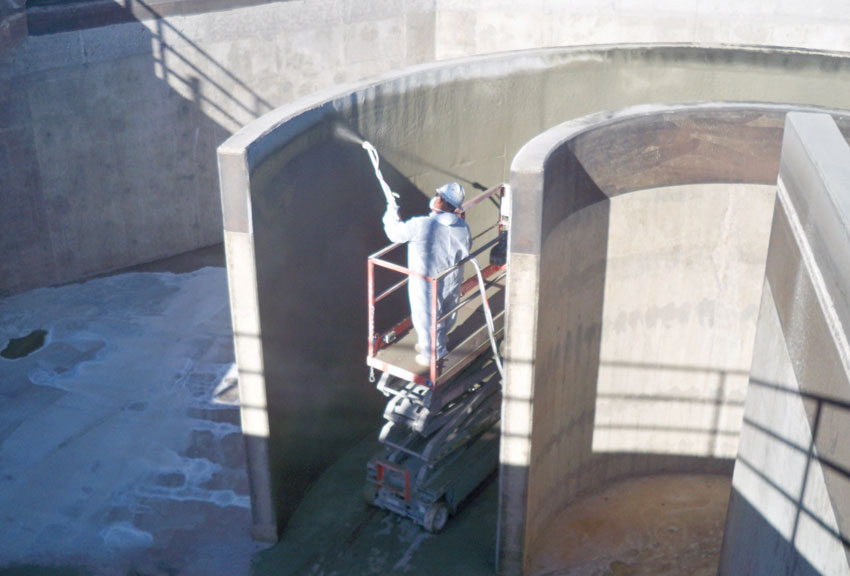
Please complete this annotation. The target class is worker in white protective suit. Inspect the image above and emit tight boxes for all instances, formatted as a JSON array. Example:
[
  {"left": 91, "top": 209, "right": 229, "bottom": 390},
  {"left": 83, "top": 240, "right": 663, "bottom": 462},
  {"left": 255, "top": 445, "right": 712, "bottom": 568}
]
[{"left": 383, "top": 182, "right": 471, "bottom": 367}]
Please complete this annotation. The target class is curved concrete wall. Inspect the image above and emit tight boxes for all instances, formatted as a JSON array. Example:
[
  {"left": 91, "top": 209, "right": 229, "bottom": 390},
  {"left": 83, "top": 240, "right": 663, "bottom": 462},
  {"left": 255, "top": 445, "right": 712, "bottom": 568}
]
[
  {"left": 501, "top": 104, "right": 850, "bottom": 575},
  {"left": 5, "top": 0, "right": 850, "bottom": 295},
  {"left": 218, "top": 46, "right": 850, "bottom": 543}
]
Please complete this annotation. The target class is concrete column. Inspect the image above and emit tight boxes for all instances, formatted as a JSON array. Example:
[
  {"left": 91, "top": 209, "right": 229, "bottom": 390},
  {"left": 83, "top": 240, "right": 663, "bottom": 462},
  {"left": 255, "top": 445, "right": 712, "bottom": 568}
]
[{"left": 720, "top": 113, "right": 850, "bottom": 575}]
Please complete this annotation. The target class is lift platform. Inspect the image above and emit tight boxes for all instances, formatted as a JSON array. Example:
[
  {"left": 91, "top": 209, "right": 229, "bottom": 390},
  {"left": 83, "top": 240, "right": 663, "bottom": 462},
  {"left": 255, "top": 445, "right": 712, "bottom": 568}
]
[{"left": 364, "top": 184, "right": 508, "bottom": 532}]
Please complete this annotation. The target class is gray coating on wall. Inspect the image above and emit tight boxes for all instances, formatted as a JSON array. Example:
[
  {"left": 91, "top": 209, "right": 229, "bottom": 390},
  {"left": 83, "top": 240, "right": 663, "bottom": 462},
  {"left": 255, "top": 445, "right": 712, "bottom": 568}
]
[
  {"left": 719, "top": 113, "right": 850, "bottom": 575},
  {"left": 502, "top": 105, "right": 850, "bottom": 575},
  {"left": 218, "top": 45, "right": 850, "bottom": 544}
]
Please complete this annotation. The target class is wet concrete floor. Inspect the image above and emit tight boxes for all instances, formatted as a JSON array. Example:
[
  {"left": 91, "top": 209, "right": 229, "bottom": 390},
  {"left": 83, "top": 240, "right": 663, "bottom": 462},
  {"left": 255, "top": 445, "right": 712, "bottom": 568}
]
[
  {"left": 0, "top": 248, "right": 262, "bottom": 576},
  {"left": 254, "top": 434, "right": 499, "bottom": 576},
  {"left": 263, "top": 449, "right": 731, "bottom": 576}
]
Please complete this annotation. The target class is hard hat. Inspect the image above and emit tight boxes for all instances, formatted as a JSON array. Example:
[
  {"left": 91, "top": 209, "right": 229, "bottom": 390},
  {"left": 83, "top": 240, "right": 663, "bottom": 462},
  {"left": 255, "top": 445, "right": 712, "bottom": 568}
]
[{"left": 436, "top": 182, "right": 465, "bottom": 210}]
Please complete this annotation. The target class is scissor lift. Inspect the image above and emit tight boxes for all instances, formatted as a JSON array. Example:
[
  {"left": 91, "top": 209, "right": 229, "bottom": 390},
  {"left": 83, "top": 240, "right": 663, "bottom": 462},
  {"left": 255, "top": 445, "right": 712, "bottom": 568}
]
[{"left": 364, "top": 184, "right": 508, "bottom": 532}]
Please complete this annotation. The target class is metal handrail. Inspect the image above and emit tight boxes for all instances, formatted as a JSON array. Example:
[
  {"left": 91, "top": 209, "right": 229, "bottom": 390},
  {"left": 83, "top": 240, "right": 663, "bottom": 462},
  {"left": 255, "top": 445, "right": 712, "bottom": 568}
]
[
  {"left": 375, "top": 276, "right": 409, "bottom": 304},
  {"left": 434, "top": 234, "right": 501, "bottom": 282},
  {"left": 370, "top": 232, "right": 503, "bottom": 321},
  {"left": 438, "top": 269, "right": 507, "bottom": 324}
]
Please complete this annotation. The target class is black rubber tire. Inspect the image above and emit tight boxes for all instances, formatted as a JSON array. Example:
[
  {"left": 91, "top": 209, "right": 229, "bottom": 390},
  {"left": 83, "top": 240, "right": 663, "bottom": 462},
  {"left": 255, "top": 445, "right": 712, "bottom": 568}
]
[{"left": 423, "top": 501, "right": 450, "bottom": 533}]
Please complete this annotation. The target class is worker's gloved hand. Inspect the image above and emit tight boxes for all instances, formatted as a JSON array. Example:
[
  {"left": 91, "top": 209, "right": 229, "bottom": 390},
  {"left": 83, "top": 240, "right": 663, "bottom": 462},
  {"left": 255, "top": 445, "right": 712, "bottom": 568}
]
[{"left": 383, "top": 206, "right": 400, "bottom": 223}]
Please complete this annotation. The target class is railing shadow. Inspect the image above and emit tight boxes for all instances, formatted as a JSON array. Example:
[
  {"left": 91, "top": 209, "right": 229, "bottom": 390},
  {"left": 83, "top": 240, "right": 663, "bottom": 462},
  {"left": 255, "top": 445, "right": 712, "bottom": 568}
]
[{"left": 721, "top": 377, "right": 850, "bottom": 574}]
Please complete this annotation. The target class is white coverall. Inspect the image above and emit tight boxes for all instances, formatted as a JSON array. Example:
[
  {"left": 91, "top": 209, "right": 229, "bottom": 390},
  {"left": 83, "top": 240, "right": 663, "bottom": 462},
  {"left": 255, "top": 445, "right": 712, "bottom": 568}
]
[{"left": 383, "top": 208, "right": 471, "bottom": 359}]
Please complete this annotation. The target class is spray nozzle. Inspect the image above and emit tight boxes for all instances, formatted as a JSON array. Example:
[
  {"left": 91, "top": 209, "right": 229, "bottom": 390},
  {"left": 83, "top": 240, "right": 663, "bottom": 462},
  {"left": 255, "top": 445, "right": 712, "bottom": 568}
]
[{"left": 362, "top": 141, "right": 399, "bottom": 212}]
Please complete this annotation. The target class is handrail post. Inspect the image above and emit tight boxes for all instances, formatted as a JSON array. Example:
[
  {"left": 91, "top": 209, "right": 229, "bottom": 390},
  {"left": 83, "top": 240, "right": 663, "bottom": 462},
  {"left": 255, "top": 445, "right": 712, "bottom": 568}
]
[
  {"left": 430, "top": 276, "right": 438, "bottom": 385},
  {"left": 368, "top": 257, "right": 376, "bottom": 357}
]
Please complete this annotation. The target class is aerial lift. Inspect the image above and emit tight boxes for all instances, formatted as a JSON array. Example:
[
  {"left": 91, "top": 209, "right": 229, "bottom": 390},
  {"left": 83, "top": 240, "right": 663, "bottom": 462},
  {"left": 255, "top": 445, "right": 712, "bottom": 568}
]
[{"left": 363, "top": 182, "right": 509, "bottom": 533}]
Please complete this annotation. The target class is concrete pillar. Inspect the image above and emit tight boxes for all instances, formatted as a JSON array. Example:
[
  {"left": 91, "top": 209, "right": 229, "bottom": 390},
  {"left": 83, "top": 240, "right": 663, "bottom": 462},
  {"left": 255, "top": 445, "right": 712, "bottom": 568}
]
[{"left": 719, "top": 113, "right": 850, "bottom": 576}]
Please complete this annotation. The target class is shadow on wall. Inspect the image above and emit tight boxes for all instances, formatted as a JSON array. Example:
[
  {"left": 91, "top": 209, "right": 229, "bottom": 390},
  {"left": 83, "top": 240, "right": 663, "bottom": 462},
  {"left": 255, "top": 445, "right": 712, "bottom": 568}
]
[
  {"left": 593, "top": 361, "right": 748, "bottom": 457},
  {"left": 521, "top": 145, "right": 611, "bottom": 561},
  {"left": 247, "top": 120, "right": 436, "bottom": 530},
  {"left": 526, "top": 182, "right": 741, "bottom": 557},
  {"left": 1, "top": 0, "right": 272, "bottom": 295},
  {"left": 721, "top": 379, "right": 850, "bottom": 574},
  {"left": 724, "top": 488, "right": 824, "bottom": 576},
  {"left": 134, "top": 0, "right": 273, "bottom": 125}
]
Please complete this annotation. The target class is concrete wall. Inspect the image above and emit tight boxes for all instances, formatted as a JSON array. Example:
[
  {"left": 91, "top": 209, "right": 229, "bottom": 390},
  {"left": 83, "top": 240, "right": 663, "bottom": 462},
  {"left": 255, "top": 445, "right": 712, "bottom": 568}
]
[
  {"left": 595, "top": 183, "right": 774, "bottom": 460},
  {"left": 218, "top": 45, "right": 850, "bottom": 543},
  {"left": 434, "top": 0, "right": 850, "bottom": 58},
  {"left": 501, "top": 105, "right": 850, "bottom": 575},
  {"left": 719, "top": 114, "right": 850, "bottom": 575},
  {"left": 5, "top": 0, "right": 850, "bottom": 296},
  {"left": 0, "top": 1, "right": 435, "bottom": 296}
]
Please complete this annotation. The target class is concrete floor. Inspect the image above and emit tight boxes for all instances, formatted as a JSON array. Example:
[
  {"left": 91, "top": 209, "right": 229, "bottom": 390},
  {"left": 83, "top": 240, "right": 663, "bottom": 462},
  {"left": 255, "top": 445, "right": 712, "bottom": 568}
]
[
  {"left": 527, "top": 474, "right": 731, "bottom": 576},
  {"left": 254, "top": 434, "right": 499, "bottom": 576},
  {"left": 0, "top": 246, "right": 732, "bottom": 575},
  {"left": 0, "top": 246, "right": 500, "bottom": 576},
  {"left": 0, "top": 246, "right": 262, "bottom": 576}
]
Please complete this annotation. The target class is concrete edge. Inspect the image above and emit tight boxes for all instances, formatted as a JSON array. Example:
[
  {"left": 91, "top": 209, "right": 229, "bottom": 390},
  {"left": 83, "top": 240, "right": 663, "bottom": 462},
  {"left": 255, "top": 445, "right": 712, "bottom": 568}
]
[
  {"left": 217, "top": 44, "right": 850, "bottom": 172},
  {"left": 779, "top": 113, "right": 850, "bottom": 338},
  {"left": 508, "top": 101, "right": 850, "bottom": 258}
]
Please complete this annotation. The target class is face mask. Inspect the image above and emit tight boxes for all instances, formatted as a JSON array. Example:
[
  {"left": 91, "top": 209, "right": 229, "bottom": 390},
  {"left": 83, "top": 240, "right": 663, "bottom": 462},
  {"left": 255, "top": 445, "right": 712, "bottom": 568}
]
[{"left": 429, "top": 196, "right": 440, "bottom": 212}]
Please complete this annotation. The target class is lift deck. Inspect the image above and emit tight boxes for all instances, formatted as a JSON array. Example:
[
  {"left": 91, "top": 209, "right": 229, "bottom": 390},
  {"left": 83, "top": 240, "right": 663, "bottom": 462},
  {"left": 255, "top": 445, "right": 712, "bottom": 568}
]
[{"left": 364, "top": 184, "right": 508, "bottom": 532}]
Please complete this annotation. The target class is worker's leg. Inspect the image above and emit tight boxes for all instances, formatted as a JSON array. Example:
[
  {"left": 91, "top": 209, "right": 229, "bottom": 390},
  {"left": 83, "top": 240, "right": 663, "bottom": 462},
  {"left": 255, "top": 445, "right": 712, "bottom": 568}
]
[
  {"left": 409, "top": 279, "right": 433, "bottom": 358},
  {"left": 435, "top": 307, "right": 456, "bottom": 359},
  {"left": 435, "top": 282, "right": 461, "bottom": 358}
]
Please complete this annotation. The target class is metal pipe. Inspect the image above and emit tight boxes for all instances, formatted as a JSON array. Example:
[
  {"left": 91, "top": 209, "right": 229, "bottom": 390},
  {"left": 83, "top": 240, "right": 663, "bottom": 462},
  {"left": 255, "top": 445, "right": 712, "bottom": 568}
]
[
  {"left": 461, "top": 184, "right": 503, "bottom": 210},
  {"left": 368, "top": 258, "right": 376, "bottom": 357},
  {"left": 375, "top": 277, "right": 409, "bottom": 303},
  {"left": 430, "top": 276, "right": 438, "bottom": 384}
]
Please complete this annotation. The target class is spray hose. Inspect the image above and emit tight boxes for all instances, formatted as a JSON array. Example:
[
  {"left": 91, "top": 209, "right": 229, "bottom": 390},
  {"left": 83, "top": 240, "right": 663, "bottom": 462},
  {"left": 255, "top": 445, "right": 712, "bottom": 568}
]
[
  {"left": 468, "top": 257, "right": 505, "bottom": 380},
  {"left": 362, "top": 142, "right": 400, "bottom": 212}
]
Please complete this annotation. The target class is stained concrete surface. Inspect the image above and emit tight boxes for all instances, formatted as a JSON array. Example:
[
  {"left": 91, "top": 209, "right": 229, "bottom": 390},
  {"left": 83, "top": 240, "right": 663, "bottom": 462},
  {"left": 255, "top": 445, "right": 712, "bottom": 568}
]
[
  {"left": 0, "top": 264, "right": 264, "bottom": 575},
  {"left": 0, "top": 253, "right": 501, "bottom": 576},
  {"left": 253, "top": 447, "right": 733, "bottom": 576},
  {"left": 526, "top": 474, "right": 731, "bottom": 576},
  {"left": 253, "top": 434, "right": 500, "bottom": 576}
]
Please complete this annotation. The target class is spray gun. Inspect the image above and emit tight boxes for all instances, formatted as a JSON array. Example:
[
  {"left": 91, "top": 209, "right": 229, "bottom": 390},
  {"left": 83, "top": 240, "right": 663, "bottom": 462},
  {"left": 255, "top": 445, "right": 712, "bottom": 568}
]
[{"left": 362, "top": 142, "right": 400, "bottom": 213}]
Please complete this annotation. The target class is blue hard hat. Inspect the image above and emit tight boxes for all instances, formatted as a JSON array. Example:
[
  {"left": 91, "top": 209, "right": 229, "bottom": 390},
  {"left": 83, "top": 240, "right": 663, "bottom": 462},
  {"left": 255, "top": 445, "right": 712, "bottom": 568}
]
[{"left": 436, "top": 182, "right": 465, "bottom": 210}]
